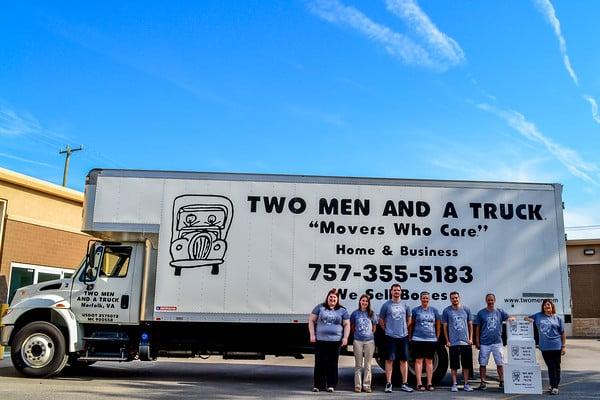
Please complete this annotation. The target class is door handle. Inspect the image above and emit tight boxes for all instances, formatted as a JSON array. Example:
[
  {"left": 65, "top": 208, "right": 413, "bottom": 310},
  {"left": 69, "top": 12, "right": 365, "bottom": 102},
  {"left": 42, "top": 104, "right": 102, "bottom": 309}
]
[{"left": 121, "top": 295, "right": 130, "bottom": 309}]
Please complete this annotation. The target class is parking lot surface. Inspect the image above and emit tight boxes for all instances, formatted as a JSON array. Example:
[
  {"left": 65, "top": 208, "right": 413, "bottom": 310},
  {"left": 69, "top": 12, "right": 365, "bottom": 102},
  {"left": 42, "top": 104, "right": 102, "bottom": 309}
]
[{"left": 1, "top": 338, "right": 599, "bottom": 399}]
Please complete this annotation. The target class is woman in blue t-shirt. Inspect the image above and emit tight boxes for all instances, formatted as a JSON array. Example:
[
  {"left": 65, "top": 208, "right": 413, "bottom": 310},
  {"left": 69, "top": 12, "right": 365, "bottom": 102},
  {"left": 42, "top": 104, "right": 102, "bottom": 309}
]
[
  {"left": 350, "top": 294, "right": 378, "bottom": 393},
  {"left": 409, "top": 291, "right": 441, "bottom": 391},
  {"left": 526, "top": 299, "right": 566, "bottom": 395},
  {"left": 308, "top": 288, "right": 350, "bottom": 393}
]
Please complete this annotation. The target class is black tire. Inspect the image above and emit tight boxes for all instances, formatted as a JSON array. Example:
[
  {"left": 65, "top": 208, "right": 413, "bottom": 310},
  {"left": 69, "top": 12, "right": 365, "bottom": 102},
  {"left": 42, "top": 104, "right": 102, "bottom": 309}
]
[
  {"left": 376, "top": 342, "right": 449, "bottom": 386},
  {"left": 10, "top": 321, "right": 68, "bottom": 378}
]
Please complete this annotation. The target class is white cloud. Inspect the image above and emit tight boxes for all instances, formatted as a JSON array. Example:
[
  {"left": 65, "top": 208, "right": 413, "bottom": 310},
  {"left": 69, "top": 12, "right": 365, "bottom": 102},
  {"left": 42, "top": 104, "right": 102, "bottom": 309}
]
[
  {"left": 583, "top": 94, "right": 600, "bottom": 124},
  {"left": 0, "top": 151, "right": 56, "bottom": 168},
  {"left": 533, "top": 0, "right": 578, "bottom": 86},
  {"left": 564, "top": 202, "right": 600, "bottom": 239},
  {"left": 385, "top": 0, "right": 464, "bottom": 66},
  {"left": 308, "top": 0, "right": 437, "bottom": 69},
  {"left": 0, "top": 105, "right": 42, "bottom": 136},
  {"left": 478, "top": 103, "right": 599, "bottom": 185}
]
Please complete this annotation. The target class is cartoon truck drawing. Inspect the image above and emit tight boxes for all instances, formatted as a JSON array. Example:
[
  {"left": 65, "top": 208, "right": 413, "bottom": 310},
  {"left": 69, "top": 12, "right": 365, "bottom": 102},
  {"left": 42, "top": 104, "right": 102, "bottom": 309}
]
[{"left": 169, "top": 195, "right": 233, "bottom": 276}]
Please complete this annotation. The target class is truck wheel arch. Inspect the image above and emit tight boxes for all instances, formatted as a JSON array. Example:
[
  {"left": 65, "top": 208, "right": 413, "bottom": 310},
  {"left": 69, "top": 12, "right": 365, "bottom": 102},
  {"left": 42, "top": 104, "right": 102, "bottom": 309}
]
[{"left": 10, "top": 308, "right": 79, "bottom": 352}]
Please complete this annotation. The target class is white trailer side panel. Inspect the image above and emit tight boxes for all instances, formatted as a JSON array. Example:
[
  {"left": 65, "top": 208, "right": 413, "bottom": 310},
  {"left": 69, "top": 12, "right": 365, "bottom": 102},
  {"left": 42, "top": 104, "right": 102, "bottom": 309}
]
[{"left": 88, "top": 173, "right": 568, "bottom": 323}]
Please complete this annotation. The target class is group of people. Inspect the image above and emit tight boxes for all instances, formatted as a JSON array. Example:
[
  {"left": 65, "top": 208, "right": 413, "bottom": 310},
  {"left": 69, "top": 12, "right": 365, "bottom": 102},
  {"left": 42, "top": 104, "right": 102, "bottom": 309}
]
[{"left": 308, "top": 284, "right": 566, "bottom": 395}]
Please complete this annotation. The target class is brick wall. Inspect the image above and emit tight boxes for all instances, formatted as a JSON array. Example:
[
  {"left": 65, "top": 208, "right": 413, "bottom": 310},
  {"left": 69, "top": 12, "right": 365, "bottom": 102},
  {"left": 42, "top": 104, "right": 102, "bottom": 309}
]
[{"left": 0, "top": 219, "right": 89, "bottom": 303}]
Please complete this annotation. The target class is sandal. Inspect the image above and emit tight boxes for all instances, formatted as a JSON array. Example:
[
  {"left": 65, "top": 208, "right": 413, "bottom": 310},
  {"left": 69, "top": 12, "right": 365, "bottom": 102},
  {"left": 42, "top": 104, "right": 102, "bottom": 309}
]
[
  {"left": 427, "top": 385, "right": 435, "bottom": 391},
  {"left": 417, "top": 385, "right": 426, "bottom": 391}
]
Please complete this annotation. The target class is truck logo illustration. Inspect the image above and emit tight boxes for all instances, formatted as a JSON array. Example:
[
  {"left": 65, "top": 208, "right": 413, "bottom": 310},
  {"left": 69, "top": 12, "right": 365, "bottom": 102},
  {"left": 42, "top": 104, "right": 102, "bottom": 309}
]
[
  {"left": 511, "top": 345, "right": 520, "bottom": 358},
  {"left": 512, "top": 371, "right": 520, "bottom": 383},
  {"left": 169, "top": 195, "right": 233, "bottom": 276}
]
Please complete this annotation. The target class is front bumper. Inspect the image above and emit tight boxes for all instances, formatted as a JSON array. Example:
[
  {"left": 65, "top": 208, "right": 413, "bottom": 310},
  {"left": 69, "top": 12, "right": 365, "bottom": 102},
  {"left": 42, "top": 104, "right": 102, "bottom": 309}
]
[{"left": 0, "top": 325, "right": 14, "bottom": 346}]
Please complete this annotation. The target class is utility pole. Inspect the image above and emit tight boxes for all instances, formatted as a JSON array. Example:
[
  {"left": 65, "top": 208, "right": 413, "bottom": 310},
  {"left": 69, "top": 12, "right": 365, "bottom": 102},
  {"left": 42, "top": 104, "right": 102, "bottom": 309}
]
[{"left": 59, "top": 145, "right": 83, "bottom": 186}]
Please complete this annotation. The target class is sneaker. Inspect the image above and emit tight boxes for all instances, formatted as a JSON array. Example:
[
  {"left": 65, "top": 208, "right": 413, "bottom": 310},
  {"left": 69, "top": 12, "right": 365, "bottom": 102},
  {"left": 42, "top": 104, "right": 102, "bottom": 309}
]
[
  {"left": 401, "top": 384, "right": 414, "bottom": 393},
  {"left": 385, "top": 383, "right": 393, "bottom": 393},
  {"left": 478, "top": 382, "right": 487, "bottom": 390},
  {"left": 326, "top": 387, "right": 335, "bottom": 393},
  {"left": 463, "top": 384, "right": 474, "bottom": 392},
  {"left": 551, "top": 388, "right": 559, "bottom": 395},
  {"left": 451, "top": 384, "right": 458, "bottom": 392},
  {"left": 312, "top": 387, "right": 319, "bottom": 392},
  {"left": 364, "top": 387, "right": 372, "bottom": 393}
]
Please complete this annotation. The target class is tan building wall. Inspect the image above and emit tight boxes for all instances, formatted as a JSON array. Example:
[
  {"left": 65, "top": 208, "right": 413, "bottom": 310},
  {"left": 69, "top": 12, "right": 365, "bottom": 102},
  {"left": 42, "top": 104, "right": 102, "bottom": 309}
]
[
  {"left": 567, "top": 240, "right": 600, "bottom": 337},
  {"left": 0, "top": 167, "right": 89, "bottom": 304}
]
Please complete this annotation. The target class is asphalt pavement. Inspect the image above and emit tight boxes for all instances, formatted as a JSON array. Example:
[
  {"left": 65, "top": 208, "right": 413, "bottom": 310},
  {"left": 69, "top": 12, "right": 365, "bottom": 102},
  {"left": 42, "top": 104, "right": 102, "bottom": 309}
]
[{"left": 1, "top": 338, "right": 599, "bottom": 399}]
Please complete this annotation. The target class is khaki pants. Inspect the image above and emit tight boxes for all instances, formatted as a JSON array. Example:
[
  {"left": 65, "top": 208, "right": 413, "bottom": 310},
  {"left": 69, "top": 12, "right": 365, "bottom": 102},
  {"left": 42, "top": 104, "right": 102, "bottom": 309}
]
[{"left": 353, "top": 339, "right": 375, "bottom": 389}]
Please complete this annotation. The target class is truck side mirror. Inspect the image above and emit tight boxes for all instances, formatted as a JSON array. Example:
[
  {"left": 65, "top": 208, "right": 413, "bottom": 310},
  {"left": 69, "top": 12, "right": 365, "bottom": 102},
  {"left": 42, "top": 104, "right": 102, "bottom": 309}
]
[{"left": 84, "top": 245, "right": 104, "bottom": 285}]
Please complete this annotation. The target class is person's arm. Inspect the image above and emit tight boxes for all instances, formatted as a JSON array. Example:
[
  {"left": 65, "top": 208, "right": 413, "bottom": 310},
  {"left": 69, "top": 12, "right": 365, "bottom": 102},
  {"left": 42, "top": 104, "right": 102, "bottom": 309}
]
[
  {"left": 379, "top": 305, "right": 386, "bottom": 330},
  {"left": 560, "top": 318, "right": 566, "bottom": 355},
  {"left": 467, "top": 320, "right": 473, "bottom": 345},
  {"left": 443, "top": 323, "right": 450, "bottom": 347},
  {"left": 408, "top": 312, "right": 414, "bottom": 340},
  {"left": 474, "top": 324, "right": 480, "bottom": 349},
  {"left": 342, "top": 319, "right": 350, "bottom": 347},
  {"left": 503, "top": 309, "right": 515, "bottom": 322},
  {"left": 435, "top": 320, "right": 441, "bottom": 340},
  {"left": 308, "top": 314, "right": 318, "bottom": 343}
]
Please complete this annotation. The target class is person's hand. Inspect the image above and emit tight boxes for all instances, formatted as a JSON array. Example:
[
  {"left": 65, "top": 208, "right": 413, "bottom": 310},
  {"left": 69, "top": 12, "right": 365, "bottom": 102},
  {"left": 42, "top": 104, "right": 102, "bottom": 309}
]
[
  {"left": 524, "top": 316, "right": 533, "bottom": 322},
  {"left": 507, "top": 316, "right": 516, "bottom": 322},
  {"left": 475, "top": 343, "right": 480, "bottom": 350},
  {"left": 561, "top": 346, "right": 566, "bottom": 356},
  {"left": 445, "top": 341, "right": 450, "bottom": 348},
  {"left": 310, "top": 334, "right": 316, "bottom": 343},
  {"left": 467, "top": 339, "right": 473, "bottom": 345},
  {"left": 341, "top": 338, "right": 348, "bottom": 347}
]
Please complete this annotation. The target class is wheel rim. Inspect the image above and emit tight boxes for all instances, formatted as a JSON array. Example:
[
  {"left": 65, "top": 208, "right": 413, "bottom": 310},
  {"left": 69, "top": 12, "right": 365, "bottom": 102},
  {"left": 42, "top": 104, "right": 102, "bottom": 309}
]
[{"left": 20, "top": 333, "right": 55, "bottom": 368}]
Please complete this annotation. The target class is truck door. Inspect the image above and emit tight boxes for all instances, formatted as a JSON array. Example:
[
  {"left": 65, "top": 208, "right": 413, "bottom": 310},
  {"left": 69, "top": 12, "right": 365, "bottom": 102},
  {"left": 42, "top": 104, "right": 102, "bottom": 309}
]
[{"left": 70, "top": 243, "right": 142, "bottom": 325}]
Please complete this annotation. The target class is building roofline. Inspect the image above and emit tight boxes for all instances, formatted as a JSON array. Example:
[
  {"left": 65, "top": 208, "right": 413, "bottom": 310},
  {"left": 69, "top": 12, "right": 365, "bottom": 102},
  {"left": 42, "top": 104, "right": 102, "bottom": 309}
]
[{"left": 0, "top": 167, "right": 83, "bottom": 203}]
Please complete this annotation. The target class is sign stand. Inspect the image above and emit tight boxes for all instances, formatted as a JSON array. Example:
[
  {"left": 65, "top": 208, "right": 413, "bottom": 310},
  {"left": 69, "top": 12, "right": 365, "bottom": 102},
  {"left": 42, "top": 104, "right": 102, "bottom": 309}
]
[{"left": 503, "top": 318, "right": 542, "bottom": 394}]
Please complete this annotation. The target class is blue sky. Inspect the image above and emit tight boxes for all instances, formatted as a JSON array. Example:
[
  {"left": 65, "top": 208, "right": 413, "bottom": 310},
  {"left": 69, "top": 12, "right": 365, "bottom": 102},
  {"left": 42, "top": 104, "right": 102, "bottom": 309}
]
[{"left": 1, "top": 1, "right": 599, "bottom": 238}]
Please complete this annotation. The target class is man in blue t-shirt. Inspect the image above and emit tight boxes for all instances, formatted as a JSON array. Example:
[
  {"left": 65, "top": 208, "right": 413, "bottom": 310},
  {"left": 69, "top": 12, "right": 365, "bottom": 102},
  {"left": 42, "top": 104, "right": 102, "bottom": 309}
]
[
  {"left": 474, "top": 293, "right": 512, "bottom": 390},
  {"left": 379, "top": 283, "right": 413, "bottom": 393},
  {"left": 442, "top": 291, "right": 474, "bottom": 392}
]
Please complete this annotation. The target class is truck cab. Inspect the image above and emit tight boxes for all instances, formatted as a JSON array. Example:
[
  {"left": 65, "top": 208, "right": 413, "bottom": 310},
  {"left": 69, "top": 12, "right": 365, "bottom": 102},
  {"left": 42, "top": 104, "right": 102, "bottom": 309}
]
[{"left": 1, "top": 241, "right": 146, "bottom": 377}]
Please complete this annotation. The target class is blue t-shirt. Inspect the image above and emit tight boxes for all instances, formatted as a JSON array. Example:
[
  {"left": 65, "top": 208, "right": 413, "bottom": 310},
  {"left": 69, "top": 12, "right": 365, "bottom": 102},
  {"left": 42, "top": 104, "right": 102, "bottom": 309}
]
[
  {"left": 442, "top": 305, "right": 473, "bottom": 346},
  {"left": 529, "top": 312, "right": 564, "bottom": 351},
  {"left": 350, "top": 309, "right": 378, "bottom": 341},
  {"left": 312, "top": 304, "right": 350, "bottom": 342},
  {"left": 379, "top": 300, "right": 411, "bottom": 338},
  {"left": 475, "top": 308, "right": 509, "bottom": 345},
  {"left": 411, "top": 306, "right": 441, "bottom": 342}
]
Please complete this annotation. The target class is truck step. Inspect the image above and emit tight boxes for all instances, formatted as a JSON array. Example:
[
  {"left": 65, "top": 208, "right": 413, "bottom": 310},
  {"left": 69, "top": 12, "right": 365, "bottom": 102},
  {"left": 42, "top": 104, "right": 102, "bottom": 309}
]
[
  {"left": 222, "top": 352, "right": 265, "bottom": 360},
  {"left": 83, "top": 332, "right": 130, "bottom": 342},
  {"left": 83, "top": 336, "right": 130, "bottom": 342},
  {"left": 78, "top": 356, "right": 128, "bottom": 362}
]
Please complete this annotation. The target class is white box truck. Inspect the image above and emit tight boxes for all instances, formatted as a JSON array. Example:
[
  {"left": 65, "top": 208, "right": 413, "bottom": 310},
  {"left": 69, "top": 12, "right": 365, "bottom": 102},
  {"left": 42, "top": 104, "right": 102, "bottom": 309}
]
[{"left": 1, "top": 169, "right": 571, "bottom": 381}]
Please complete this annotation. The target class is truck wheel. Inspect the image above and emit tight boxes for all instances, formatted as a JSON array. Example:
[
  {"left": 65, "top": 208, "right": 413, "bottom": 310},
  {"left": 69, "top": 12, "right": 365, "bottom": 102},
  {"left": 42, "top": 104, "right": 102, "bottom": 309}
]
[
  {"left": 10, "top": 321, "right": 68, "bottom": 378},
  {"left": 377, "top": 343, "right": 449, "bottom": 386}
]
